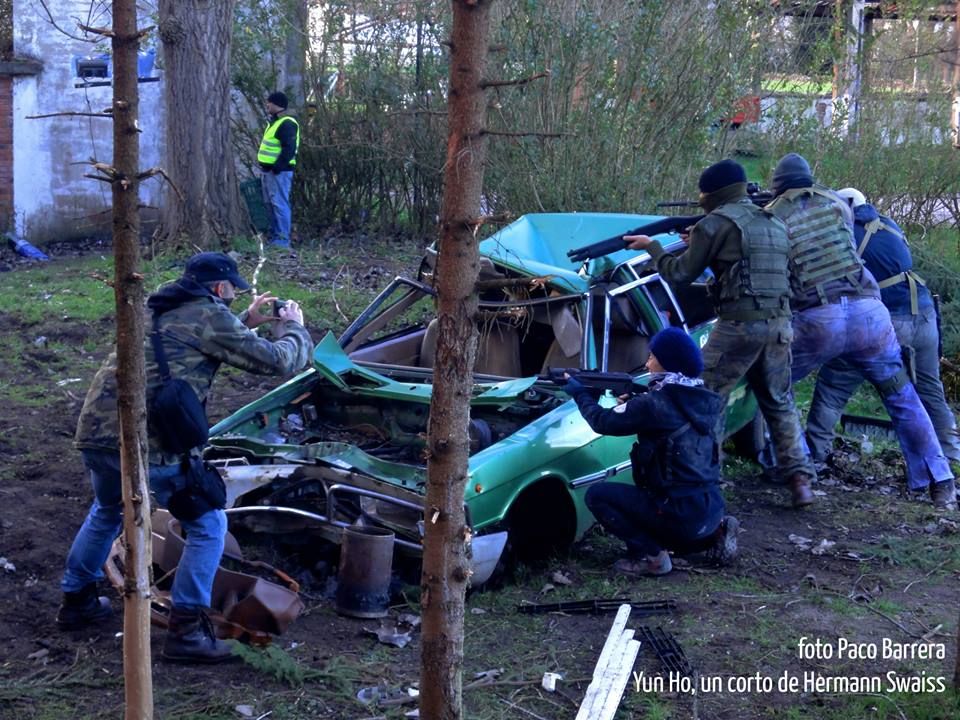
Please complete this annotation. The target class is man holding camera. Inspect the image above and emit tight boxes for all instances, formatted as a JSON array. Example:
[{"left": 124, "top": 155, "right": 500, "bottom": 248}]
[{"left": 59, "top": 252, "right": 313, "bottom": 663}]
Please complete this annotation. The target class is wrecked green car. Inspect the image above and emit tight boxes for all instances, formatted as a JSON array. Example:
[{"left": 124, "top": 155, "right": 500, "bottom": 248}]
[{"left": 206, "top": 214, "right": 762, "bottom": 583}]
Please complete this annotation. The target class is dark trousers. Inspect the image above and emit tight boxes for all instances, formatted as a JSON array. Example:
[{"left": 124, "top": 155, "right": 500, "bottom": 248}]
[{"left": 585, "top": 481, "right": 724, "bottom": 558}]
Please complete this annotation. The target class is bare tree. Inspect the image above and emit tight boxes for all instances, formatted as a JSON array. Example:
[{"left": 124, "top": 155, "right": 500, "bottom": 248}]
[
  {"left": 419, "top": 2, "right": 492, "bottom": 719},
  {"left": 157, "top": 0, "right": 249, "bottom": 246},
  {"left": 111, "top": 2, "right": 153, "bottom": 717}
]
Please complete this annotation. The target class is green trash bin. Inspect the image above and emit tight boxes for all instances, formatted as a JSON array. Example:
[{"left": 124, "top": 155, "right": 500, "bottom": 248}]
[{"left": 240, "top": 177, "right": 272, "bottom": 234}]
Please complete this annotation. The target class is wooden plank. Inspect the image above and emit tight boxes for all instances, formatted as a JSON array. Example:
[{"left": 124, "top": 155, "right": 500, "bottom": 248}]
[{"left": 575, "top": 604, "right": 636, "bottom": 720}]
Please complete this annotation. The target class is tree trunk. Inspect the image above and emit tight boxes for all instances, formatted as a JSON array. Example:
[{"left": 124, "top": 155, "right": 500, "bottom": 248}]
[
  {"left": 157, "top": 0, "right": 249, "bottom": 247},
  {"left": 112, "top": 2, "right": 153, "bottom": 718},
  {"left": 419, "top": 2, "right": 491, "bottom": 719},
  {"left": 283, "top": 0, "right": 309, "bottom": 105}
]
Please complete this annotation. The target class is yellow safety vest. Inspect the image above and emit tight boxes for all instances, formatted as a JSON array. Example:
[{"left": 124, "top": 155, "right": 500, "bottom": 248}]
[{"left": 257, "top": 116, "right": 300, "bottom": 167}]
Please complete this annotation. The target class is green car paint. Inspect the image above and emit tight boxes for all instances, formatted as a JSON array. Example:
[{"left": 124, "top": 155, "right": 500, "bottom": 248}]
[{"left": 208, "top": 213, "right": 761, "bottom": 566}]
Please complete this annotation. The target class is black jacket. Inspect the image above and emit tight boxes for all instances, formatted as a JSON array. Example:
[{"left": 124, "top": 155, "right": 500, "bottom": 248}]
[
  {"left": 570, "top": 379, "right": 723, "bottom": 497},
  {"left": 261, "top": 114, "right": 298, "bottom": 173}
]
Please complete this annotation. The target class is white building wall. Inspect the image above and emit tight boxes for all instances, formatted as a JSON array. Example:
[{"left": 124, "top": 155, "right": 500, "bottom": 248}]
[{"left": 13, "top": 0, "right": 164, "bottom": 242}]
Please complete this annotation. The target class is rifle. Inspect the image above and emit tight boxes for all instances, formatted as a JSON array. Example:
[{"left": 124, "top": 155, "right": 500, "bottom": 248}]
[
  {"left": 566, "top": 214, "right": 703, "bottom": 263},
  {"left": 544, "top": 367, "right": 645, "bottom": 396},
  {"left": 567, "top": 183, "right": 775, "bottom": 264}
]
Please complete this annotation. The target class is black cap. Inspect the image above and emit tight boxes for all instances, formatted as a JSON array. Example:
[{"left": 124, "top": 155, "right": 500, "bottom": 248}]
[
  {"left": 698, "top": 159, "right": 747, "bottom": 194},
  {"left": 184, "top": 252, "right": 250, "bottom": 290},
  {"left": 267, "top": 91, "right": 289, "bottom": 110}
]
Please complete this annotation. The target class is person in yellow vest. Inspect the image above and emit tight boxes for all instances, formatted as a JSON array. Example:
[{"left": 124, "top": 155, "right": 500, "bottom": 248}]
[{"left": 258, "top": 91, "right": 300, "bottom": 248}]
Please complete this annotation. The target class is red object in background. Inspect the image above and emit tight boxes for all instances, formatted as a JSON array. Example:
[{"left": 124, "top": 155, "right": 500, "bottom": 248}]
[{"left": 724, "top": 96, "right": 761, "bottom": 127}]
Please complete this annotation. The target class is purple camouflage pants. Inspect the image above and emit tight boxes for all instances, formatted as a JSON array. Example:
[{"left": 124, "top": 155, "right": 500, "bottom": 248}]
[{"left": 791, "top": 296, "right": 952, "bottom": 490}]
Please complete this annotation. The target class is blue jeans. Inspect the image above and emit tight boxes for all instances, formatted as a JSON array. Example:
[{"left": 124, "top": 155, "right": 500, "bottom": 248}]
[
  {"left": 585, "top": 482, "right": 724, "bottom": 558},
  {"left": 792, "top": 297, "right": 952, "bottom": 489},
  {"left": 62, "top": 450, "right": 226, "bottom": 610},
  {"left": 261, "top": 170, "right": 293, "bottom": 246},
  {"left": 808, "top": 305, "right": 960, "bottom": 464}
]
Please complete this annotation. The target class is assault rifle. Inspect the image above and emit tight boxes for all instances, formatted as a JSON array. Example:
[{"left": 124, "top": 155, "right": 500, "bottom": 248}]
[
  {"left": 544, "top": 367, "right": 645, "bottom": 396},
  {"left": 566, "top": 183, "right": 774, "bottom": 263}
]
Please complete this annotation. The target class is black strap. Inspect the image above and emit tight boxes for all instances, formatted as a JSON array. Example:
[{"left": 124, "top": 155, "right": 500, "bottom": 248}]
[{"left": 150, "top": 312, "right": 172, "bottom": 382}]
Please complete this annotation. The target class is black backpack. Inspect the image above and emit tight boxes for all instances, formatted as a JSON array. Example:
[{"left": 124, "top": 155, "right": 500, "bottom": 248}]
[{"left": 148, "top": 312, "right": 209, "bottom": 455}]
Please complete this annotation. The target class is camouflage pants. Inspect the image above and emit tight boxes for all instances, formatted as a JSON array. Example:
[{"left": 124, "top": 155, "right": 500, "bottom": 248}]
[
  {"left": 792, "top": 297, "right": 952, "bottom": 490},
  {"left": 701, "top": 317, "right": 815, "bottom": 480}
]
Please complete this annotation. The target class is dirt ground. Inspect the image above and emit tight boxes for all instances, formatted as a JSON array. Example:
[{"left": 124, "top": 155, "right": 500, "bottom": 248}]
[{"left": 0, "top": 241, "right": 958, "bottom": 720}]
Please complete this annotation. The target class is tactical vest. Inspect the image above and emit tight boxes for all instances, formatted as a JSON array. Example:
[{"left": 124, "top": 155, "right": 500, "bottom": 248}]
[
  {"left": 858, "top": 218, "right": 926, "bottom": 315},
  {"left": 769, "top": 187, "right": 868, "bottom": 308},
  {"left": 709, "top": 200, "right": 791, "bottom": 321},
  {"left": 257, "top": 116, "right": 300, "bottom": 167},
  {"left": 630, "top": 422, "right": 719, "bottom": 498}
]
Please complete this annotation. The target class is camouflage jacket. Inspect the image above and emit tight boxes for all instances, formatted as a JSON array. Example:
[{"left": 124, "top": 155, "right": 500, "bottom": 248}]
[{"left": 75, "top": 279, "right": 314, "bottom": 464}]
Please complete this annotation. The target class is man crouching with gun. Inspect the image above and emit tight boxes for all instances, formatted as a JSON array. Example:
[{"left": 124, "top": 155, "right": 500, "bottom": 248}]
[{"left": 557, "top": 327, "right": 738, "bottom": 576}]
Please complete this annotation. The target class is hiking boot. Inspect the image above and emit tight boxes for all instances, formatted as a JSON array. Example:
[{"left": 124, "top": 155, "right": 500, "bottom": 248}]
[
  {"left": 162, "top": 607, "right": 236, "bottom": 664},
  {"left": 612, "top": 551, "right": 672, "bottom": 577},
  {"left": 705, "top": 516, "right": 740, "bottom": 566},
  {"left": 56, "top": 583, "right": 113, "bottom": 631},
  {"left": 788, "top": 472, "right": 815, "bottom": 508},
  {"left": 930, "top": 479, "right": 957, "bottom": 511}
]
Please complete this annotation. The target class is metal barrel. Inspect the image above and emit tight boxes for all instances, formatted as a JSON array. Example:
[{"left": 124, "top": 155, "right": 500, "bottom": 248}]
[{"left": 335, "top": 526, "right": 395, "bottom": 618}]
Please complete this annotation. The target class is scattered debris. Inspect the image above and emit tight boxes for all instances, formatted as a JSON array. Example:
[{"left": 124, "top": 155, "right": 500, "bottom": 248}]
[
  {"left": 363, "top": 614, "right": 421, "bottom": 648},
  {"left": 234, "top": 705, "right": 254, "bottom": 718},
  {"left": 518, "top": 598, "right": 676, "bottom": 617},
  {"left": 539, "top": 583, "right": 555, "bottom": 594},
  {"left": 472, "top": 668, "right": 504, "bottom": 683},
  {"left": 788, "top": 534, "right": 812, "bottom": 549},
  {"left": 33, "top": 336, "right": 48, "bottom": 347},
  {"left": 356, "top": 682, "right": 419, "bottom": 707},
  {"left": 550, "top": 570, "right": 574, "bottom": 585},
  {"left": 811, "top": 539, "right": 836, "bottom": 556},
  {"left": 56, "top": 378, "right": 82, "bottom": 386},
  {"left": 469, "top": 607, "right": 487, "bottom": 615},
  {"left": 575, "top": 604, "right": 640, "bottom": 720},
  {"left": 27, "top": 648, "right": 49, "bottom": 663},
  {"left": 0, "top": 557, "right": 15, "bottom": 573},
  {"left": 636, "top": 626, "right": 693, "bottom": 677},
  {"left": 541, "top": 671, "right": 563, "bottom": 692}
]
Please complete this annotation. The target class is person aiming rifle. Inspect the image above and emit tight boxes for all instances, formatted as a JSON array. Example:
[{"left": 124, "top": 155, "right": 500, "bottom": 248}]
[
  {"left": 625, "top": 159, "right": 819, "bottom": 509},
  {"left": 560, "top": 327, "right": 739, "bottom": 576}
]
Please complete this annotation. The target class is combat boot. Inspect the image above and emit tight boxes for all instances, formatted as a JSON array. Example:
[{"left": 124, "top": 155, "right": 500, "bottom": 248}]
[
  {"left": 56, "top": 583, "right": 113, "bottom": 631},
  {"left": 162, "top": 607, "right": 235, "bottom": 664},
  {"left": 930, "top": 479, "right": 957, "bottom": 511},
  {"left": 788, "top": 472, "right": 815, "bottom": 508},
  {"left": 705, "top": 516, "right": 740, "bottom": 566}
]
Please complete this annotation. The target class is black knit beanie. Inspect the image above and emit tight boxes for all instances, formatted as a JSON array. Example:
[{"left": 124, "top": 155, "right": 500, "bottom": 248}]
[
  {"left": 267, "top": 91, "right": 289, "bottom": 110},
  {"left": 771, "top": 153, "right": 813, "bottom": 194},
  {"left": 698, "top": 159, "right": 747, "bottom": 194}
]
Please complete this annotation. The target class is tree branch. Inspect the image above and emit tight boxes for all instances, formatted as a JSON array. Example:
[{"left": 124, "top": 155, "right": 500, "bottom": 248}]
[
  {"left": 481, "top": 71, "right": 550, "bottom": 89},
  {"left": 37, "top": 0, "right": 98, "bottom": 43},
  {"left": 136, "top": 167, "right": 185, "bottom": 201},
  {"left": 480, "top": 130, "right": 569, "bottom": 139},
  {"left": 26, "top": 111, "right": 113, "bottom": 120},
  {"left": 84, "top": 173, "right": 115, "bottom": 184},
  {"left": 77, "top": 24, "right": 114, "bottom": 38}
]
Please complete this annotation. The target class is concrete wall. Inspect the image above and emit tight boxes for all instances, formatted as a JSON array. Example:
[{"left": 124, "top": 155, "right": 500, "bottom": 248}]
[
  {"left": 12, "top": 0, "right": 164, "bottom": 243},
  {"left": 0, "top": 75, "right": 12, "bottom": 230}
]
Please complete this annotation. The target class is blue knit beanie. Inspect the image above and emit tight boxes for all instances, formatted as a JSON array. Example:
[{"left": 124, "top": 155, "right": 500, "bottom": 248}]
[
  {"left": 698, "top": 159, "right": 747, "bottom": 194},
  {"left": 649, "top": 327, "right": 703, "bottom": 378}
]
